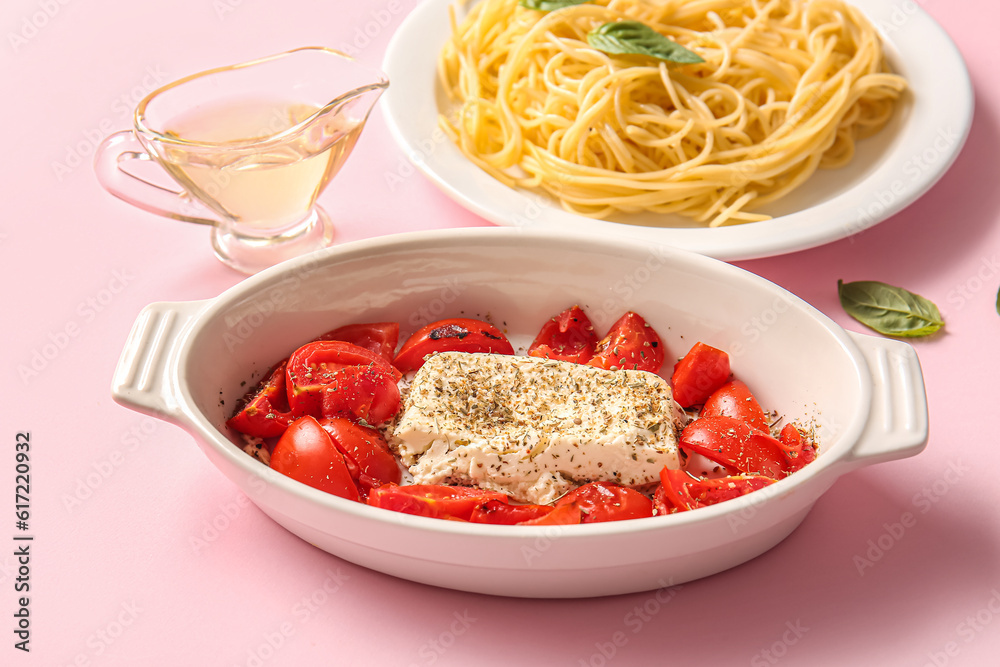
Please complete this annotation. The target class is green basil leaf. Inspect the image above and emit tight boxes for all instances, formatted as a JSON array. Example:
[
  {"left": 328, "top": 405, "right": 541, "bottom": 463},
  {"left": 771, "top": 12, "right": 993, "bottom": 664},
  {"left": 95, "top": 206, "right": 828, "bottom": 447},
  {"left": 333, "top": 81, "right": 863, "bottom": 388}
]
[
  {"left": 518, "top": 0, "right": 590, "bottom": 11},
  {"left": 587, "top": 21, "right": 704, "bottom": 64},
  {"left": 838, "top": 280, "right": 944, "bottom": 338},
  {"left": 996, "top": 284, "right": 1000, "bottom": 317}
]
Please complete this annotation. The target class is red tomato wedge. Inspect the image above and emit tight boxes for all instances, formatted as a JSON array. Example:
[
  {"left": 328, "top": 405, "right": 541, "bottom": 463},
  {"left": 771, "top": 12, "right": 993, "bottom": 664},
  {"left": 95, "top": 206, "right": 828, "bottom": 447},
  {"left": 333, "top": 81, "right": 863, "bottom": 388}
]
[
  {"left": 527, "top": 305, "right": 599, "bottom": 364},
  {"left": 393, "top": 318, "right": 514, "bottom": 372},
  {"left": 518, "top": 503, "right": 582, "bottom": 525},
  {"left": 286, "top": 341, "right": 401, "bottom": 417},
  {"left": 226, "top": 360, "right": 294, "bottom": 438},
  {"left": 670, "top": 342, "right": 731, "bottom": 408},
  {"left": 319, "top": 418, "right": 401, "bottom": 498},
  {"left": 367, "top": 484, "right": 508, "bottom": 521},
  {"left": 469, "top": 500, "right": 555, "bottom": 525},
  {"left": 555, "top": 481, "right": 654, "bottom": 523},
  {"left": 680, "top": 416, "right": 788, "bottom": 478},
  {"left": 270, "top": 416, "right": 359, "bottom": 501},
  {"left": 314, "top": 321, "right": 400, "bottom": 363},
  {"left": 587, "top": 312, "right": 665, "bottom": 373},
  {"left": 654, "top": 467, "right": 777, "bottom": 514},
  {"left": 319, "top": 364, "right": 401, "bottom": 425},
  {"left": 779, "top": 423, "right": 817, "bottom": 473},
  {"left": 701, "top": 379, "right": 769, "bottom": 432}
]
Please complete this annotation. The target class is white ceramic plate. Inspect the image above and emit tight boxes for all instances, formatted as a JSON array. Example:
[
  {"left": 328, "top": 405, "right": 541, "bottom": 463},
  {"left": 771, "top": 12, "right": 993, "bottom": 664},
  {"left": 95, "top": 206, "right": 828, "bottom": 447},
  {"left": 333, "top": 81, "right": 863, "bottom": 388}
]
[
  {"left": 382, "top": 0, "right": 972, "bottom": 260},
  {"left": 112, "top": 228, "right": 927, "bottom": 597}
]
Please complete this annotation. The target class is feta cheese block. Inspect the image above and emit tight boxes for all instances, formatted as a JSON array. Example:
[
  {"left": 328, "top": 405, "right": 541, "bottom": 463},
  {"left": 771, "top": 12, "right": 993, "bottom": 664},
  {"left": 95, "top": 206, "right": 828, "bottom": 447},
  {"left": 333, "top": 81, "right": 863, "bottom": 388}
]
[{"left": 390, "top": 352, "right": 682, "bottom": 504}]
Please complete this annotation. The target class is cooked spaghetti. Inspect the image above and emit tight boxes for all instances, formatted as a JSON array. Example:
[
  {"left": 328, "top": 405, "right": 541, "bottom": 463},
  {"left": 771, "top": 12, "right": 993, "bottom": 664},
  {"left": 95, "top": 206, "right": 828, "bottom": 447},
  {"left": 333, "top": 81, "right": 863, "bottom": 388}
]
[{"left": 437, "top": 0, "right": 906, "bottom": 226}]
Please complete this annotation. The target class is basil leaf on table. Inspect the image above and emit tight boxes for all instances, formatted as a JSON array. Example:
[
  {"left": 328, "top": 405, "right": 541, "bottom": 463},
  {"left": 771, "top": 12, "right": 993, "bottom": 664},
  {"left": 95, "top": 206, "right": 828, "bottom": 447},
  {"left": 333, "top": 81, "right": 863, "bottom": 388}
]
[
  {"left": 519, "top": 0, "right": 591, "bottom": 11},
  {"left": 587, "top": 21, "right": 704, "bottom": 64},
  {"left": 837, "top": 280, "right": 944, "bottom": 338}
]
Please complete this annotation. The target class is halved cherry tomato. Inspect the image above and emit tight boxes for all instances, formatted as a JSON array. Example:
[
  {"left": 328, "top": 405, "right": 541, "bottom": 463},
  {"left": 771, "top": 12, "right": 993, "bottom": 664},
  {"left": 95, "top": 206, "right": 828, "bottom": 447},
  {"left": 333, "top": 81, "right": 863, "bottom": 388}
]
[
  {"left": 517, "top": 503, "right": 582, "bottom": 526},
  {"left": 393, "top": 318, "right": 515, "bottom": 372},
  {"left": 270, "top": 416, "right": 359, "bottom": 501},
  {"left": 286, "top": 341, "right": 401, "bottom": 416},
  {"left": 655, "top": 468, "right": 701, "bottom": 513},
  {"left": 586, "top": 312, "right": 665, "bottom": 373},
  {"left": 367, "top": 484, "right": 508, "bottom": 521},
  {"left": 654, "top": 467, "right": 777, "bottom": 514},
  {"left": 226, "top": 360, "right": 294, "bottom": 438},
  {"left": 527, "top": 305, "right": 598, "bottom": 364},
  {"left": 469, "top": 500, "right": 555, "bottom": 525},
  {"left": 318, "top": 418, "right": 401, "bottom": 498},
  {"left": 680, "top": 415, "right": 788, "bottom": 478},
  {"left": 671, "top": 342, "right": 731, "bottom": 408},
  {"left": 779, "top": 423, "right": 817, "bottom": 473},
  {"left": 319, "top": 364, "right": 401, "bottom": 425},
  {"left": 314, "top": 321, "right": 399, "bottom": 363},
  {"left": 701, "top": 379, "right": 769, "bottom": 432},
  {"left": 555, "top": 481, "right": 654, "bottom": 523},
  {"left": 695, "top": 475, "right": 777, "bottom": 505}
]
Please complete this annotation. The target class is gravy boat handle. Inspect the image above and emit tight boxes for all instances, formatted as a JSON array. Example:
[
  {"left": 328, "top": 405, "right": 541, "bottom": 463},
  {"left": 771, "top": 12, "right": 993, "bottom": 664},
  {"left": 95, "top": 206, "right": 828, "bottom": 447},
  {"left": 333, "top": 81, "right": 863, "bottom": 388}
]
[{"left": 94, "top": 130, "right": 221, "bottom": 226}]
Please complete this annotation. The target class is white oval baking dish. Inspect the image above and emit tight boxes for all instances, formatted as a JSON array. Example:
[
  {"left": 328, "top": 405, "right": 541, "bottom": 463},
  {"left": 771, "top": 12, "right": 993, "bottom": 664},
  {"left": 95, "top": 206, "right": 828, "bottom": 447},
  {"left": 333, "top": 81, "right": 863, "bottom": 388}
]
[{"left": 111, "top": 228, "right": 927, "bottom": 597}]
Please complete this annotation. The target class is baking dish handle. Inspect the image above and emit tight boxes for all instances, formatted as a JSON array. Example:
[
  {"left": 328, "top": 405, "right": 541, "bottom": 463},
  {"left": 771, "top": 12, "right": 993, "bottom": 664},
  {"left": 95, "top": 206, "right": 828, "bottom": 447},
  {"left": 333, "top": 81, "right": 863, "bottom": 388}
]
[
  {"left": 841, "top": 331, "right": 929, "bottom": 467},
  {"left": 111, "top": 300, "right": 210, "bottom": 423}
]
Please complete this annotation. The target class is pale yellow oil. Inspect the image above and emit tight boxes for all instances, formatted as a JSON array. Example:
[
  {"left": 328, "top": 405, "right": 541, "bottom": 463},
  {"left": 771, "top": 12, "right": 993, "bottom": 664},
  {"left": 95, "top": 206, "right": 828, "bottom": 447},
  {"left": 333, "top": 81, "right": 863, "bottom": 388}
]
[{"left": 159, "top": 97, "right": 361, "bottom": 232}]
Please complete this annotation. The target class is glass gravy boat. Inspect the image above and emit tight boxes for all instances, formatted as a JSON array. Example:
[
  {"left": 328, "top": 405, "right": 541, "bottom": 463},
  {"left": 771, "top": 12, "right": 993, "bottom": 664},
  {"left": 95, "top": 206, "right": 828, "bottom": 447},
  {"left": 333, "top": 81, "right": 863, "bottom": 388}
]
[{"left": 95, "top": 47, "right": 388, "bottom": 274}]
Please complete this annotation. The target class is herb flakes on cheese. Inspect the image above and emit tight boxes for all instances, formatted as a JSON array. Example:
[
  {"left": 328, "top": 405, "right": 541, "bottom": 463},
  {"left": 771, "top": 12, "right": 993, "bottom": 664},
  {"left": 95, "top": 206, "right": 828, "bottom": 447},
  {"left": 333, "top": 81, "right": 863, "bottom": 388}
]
[{"left": 390, "top": 352, "right": 682, "bottom": 504}]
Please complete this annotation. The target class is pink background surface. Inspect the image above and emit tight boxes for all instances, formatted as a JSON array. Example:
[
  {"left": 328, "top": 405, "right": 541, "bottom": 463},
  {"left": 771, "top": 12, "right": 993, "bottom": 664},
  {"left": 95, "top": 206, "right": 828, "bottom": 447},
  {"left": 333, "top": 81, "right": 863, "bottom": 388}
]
[{"left": 4, "top": 0, "right": 999, "bottom": 665}]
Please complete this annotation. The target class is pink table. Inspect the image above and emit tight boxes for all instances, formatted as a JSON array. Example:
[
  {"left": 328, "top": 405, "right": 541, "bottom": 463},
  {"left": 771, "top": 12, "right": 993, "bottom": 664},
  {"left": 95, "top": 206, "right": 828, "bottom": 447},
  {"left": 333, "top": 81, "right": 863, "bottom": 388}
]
[{"left": 5, "top": 1, "right": 998, "bottom": 665}]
